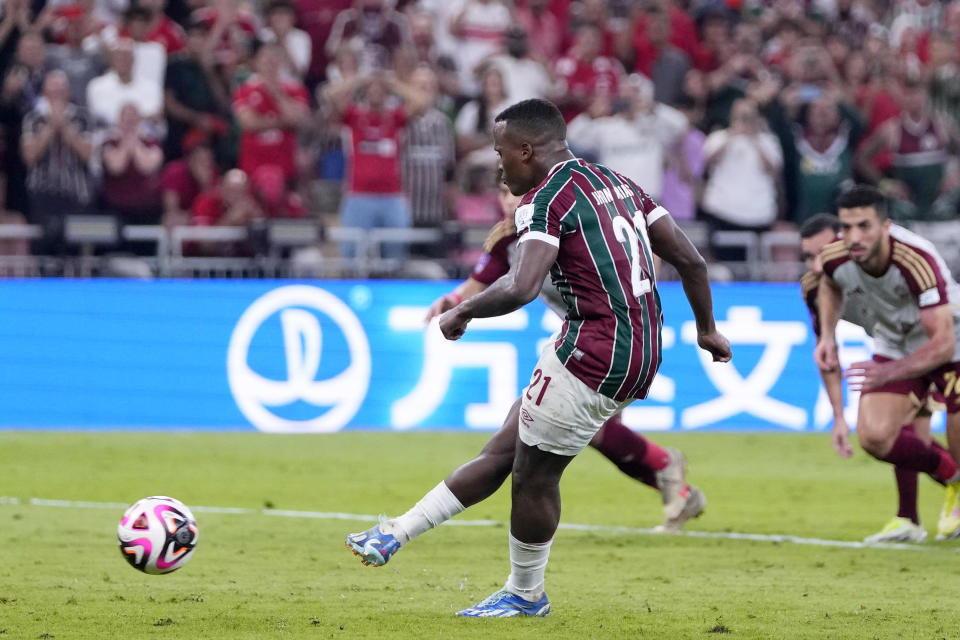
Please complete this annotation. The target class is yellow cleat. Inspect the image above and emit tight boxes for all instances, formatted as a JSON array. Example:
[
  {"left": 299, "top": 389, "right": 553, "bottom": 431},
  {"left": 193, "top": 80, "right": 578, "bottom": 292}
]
[
  {"left": 936, "top": 483, "right": 960, "bottom": 540},
  {"left": 863, "top": 517, "right": 926, "bottom": 544}
]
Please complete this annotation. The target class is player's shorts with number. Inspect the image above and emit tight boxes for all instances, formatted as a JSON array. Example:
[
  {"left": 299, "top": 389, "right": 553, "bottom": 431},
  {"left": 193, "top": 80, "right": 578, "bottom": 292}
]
[{"left": 518, "top": 349, "right": 632, "bottom": 456}]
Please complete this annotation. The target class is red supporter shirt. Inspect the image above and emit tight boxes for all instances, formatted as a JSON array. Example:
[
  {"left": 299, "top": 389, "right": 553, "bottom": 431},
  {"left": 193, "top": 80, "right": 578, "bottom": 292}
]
[
  {"left": 160, "top": 159, "right": 219, "bottom": 211},
  {"left": 191, "top": 188, "right": 303, "bottom": 224},
  {"left": 341, "top": 103, "right": 406, "bottom": 195},
  {"left": 120, "top": 16, "right": 185, "bottom": 53},
  {"left": 192, "top": 7, "right": 258, "bottom": 63},
  {"left": 553, "top": 54, "right": 622, "bottom": 120},
  {"left": 233, "top": 76, "right": 310, "bottom": 181}
]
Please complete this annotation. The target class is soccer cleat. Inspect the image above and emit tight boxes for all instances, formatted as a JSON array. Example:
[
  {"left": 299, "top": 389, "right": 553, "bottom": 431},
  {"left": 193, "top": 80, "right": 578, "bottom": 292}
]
[
  {"left": 863, "top": 517, "right": 927, "bottom": 544},
  {"left": 456, "top": 589, "right": 550, "bottom": 618},
  {"left": 936, "top": 483, "right": 960, "bottom": 540},
  {"left": 654, "top": 484, "right": 706, "bottom": 532},
  {"left": 344, "top": 521, "right": 401, "bottom": 567},
  {"left": 655, "top": 448, "right": 690, "bottom": 522}
]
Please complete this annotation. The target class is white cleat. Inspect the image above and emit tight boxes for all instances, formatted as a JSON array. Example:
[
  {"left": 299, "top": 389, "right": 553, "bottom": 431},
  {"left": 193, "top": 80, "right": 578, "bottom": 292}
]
[
  {"left": 863, "top": 517, "right": 927, "bottom": 544},
  {"left": 655, "top": 448, "right": 689, "bottom": 522},
  {"left": 654, "top": 484, "right": 706, "bottom": 533}
]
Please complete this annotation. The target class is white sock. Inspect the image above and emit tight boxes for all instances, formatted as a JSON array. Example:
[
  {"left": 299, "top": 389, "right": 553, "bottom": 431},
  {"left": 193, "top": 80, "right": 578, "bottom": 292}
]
[
  {"left": 504, "top": 532, "right": 552, "bottom": 602},
  {"left": 381, "top": 481, "right": 464, "bottom": 546}
]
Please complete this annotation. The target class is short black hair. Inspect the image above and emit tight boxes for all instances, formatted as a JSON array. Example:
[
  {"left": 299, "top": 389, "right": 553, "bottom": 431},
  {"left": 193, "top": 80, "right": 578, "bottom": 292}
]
[
  {"left": 266, "top": 0, "right": 295, "bottom": 14},
  {"left": 799, "top": 213, "right": 841, "bottom": 239},
  {"left": 835, "top": 184, "right": 887, "bottom": 219},
  {"left": 494, "top": 99, "right": 566, "bottom": 143},
  {"left": 124, "top": 5, "right": 151, "bottom": 22}
]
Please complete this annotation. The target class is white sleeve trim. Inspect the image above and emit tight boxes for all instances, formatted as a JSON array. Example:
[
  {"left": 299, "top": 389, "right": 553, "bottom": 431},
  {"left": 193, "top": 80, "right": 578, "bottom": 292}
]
[
  {"left": 646, "top": 205, "right": 670, "bottom": 226},
  {"left": 519, "top": 231, "right": 560, "bottom": 248}
]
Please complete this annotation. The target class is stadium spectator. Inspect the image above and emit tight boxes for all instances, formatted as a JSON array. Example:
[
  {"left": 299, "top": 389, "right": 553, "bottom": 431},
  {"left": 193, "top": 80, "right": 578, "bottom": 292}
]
[
  {"left": 553, "top": 24, "right": 624, "bottom": 121},
  {"left": 454, "top": 64, "right": 508, "bottom": 170},
  {"left": 566, "top": 74, "right": 687, "bottom": 201},
  {"left": 926, "top": 29, "right": 960, "bottom": 131},
  {"left": 630, "top": 0, "right": 711, "bottom": 73},
  {"left": 631, "top": 6, "right": 690, "bottom": 106},
  {"left": 400, "top": 65, "right": 455, "bottom": 231},
  {"left": 0, "top": 0, "right": 38, "bottom": 76},
  {"left": 564, "top": 0, "right": 620, "bottom": 59},
  {"left": 659, "top": 94, "right": 705, "bottom": 222},
  {"left": 448, "top": 0, "right": 512, "bottom": 96},
  {"left": 0, "top": 29, "right": 48, "bottom": 216},
  {"left": 0, "top": 173, "right": 29, "bottom": 262},
  {"left": 45, "top": 6, "right": 107, "bottom": 106},
  {"left": 128, "top": 0, "right": 185, "bottom": 54},
  {"left": 232, "top": 42, "right": 310, "bottom": 197},
  {"left": 405, "top": 9, "right": 458, "bottom": 111},
  {"left": 163, "top": 16, "right": 231, "bottom": 162},
  {"left": 514, "top": 0, "right": 563, "bottom": 63},
  {"left": 112, "top": 5, "right": 167, "bottom": 90},
  {"left": 101, "top": 102, "right": 164, "bottom": 225},
  {"left": 324, "top": 71, "right": 428, "bottom": 260},
  {"left": 21, "top": 70, "right": 95, "bottom": 255},
  {"left": 485, "top": 25, "right": 555, "bottom": 105},
  {"left": 86, "top": 38, "right": 163, "bottom": 128},
  {"left": 324, "top": 0, "right": 411, "bottom": 75},
  {"left": 293, "top": 0, "right": 350, "bottom": 86},
  {"left": 259, "top": 0, "right": 311, "bottom": 81},
  {"left": 160, "top": 131, "right": 220, "bottom": 227},
  {"left": 855, "top": 75, "right": 960, "bottom": 220},
  {"left": 191, "top": 167, "right": 258, "bottom": 226},
  {"left": 700, "top": 97, "right": 783, "bottom": 250},
  {"left": 191, "top": 0, "right": 258, "bottom": 67},
  {"left": 773, "top": 93, "right": 863, "bottom": 225}
]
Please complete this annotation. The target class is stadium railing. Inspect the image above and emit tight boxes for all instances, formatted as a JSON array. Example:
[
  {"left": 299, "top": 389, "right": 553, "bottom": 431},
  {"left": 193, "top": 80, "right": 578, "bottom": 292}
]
[{"left": 0, "top": 221, "right": 821, "bottom": 281}]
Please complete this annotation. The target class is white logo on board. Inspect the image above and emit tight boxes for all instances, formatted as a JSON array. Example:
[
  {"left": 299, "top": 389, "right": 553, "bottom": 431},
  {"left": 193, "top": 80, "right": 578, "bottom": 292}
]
[{"left": 227, "top": 285, "right": 371, "bottom": 433}]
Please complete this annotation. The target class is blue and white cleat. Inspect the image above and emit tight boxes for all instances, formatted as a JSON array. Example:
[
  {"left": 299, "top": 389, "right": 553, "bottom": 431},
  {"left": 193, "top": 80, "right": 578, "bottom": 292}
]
[
  {"left": 456, "top": 589, "right": 551, "bottom": 618},
  {"left": 344, "top": 522, "right": 400, "bottom": 567}
]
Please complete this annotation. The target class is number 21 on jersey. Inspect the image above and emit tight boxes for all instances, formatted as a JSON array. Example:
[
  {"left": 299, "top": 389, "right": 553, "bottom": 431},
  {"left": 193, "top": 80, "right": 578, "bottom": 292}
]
[{"left": 612, "top": 212, "right": 653, "bottom": 299}]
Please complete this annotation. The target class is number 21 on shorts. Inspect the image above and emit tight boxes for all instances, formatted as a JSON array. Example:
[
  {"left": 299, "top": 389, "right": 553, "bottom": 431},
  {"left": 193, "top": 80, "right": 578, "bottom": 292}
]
[{"left": 526, "top": 368, "right": 552, "bottom": 406}]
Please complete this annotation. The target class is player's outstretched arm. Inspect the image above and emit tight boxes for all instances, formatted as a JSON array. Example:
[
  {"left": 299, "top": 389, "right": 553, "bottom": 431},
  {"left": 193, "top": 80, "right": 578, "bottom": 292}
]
[
  {"left": 424, "top": 278, "right": 489, "bottom": 324},
  {"left": 647, "top": 215, "right": 731, "bottom": 362},
  {"left": 438, "top": 239, "right": 556, "bottom": 340},
  {"left": 820, "top": 366, "right": 853, "bottom": 457},
  {"left": 814, "top": 274, "right": 843, "bottom": 371}
]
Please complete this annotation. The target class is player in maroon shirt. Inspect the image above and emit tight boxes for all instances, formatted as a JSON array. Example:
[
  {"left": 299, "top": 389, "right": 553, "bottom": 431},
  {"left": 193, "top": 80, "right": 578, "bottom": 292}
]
[
  {"left": 420, "top": 178, "right": 704, "bottom": 531},
  {"left": 348, "top": 99, "right": 731, "bottom": 618}
]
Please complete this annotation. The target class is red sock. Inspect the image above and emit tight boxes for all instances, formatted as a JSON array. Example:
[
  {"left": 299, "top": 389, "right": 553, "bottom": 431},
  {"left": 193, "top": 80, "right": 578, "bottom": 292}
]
[
  {"left": 880, "top": 424, "right": 957, "bottom": 485},
  {"left": 895, "top": 424, "right": 919, "bottom": 524},
  {"left": 590, "top": 417, "right": 666, "bottom": 490}
]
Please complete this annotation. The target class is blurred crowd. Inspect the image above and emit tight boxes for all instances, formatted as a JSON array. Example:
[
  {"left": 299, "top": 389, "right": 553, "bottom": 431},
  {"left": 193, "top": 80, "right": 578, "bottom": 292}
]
[{"left": 0, "top": 0, "right": 958, "bottom": 267}]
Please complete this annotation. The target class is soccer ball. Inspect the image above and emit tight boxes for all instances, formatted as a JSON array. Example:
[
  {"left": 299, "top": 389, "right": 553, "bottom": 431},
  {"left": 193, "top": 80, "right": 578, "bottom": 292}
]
[{"left": 117, "top": 496, "right": 199, "bottom": 574}]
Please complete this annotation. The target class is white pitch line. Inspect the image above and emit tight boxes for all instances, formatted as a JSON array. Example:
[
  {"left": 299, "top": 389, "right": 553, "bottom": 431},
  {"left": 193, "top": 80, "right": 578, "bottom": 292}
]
[{"left": 0, "top": 496, "right": 938, "bottom": 552}]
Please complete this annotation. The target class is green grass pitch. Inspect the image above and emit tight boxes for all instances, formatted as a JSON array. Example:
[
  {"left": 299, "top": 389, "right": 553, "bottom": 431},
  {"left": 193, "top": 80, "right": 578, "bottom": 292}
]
[{"left": 2, "top": 431, "right": 959, "bottom": 639}]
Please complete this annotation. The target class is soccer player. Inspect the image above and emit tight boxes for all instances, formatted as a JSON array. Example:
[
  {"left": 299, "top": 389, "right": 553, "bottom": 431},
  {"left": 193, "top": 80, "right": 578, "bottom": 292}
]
[
  {"left": 422, "top": 179, "right": 706, "bottom": 531},
  {"left": 801, "top": 213, "right": 942, "bottom": 543},
  {"left": 347, "top": 99, "right": 731, "bottom": 617},
  {"left": 815, "top": 185, "right": 960, "bottom": 541}
]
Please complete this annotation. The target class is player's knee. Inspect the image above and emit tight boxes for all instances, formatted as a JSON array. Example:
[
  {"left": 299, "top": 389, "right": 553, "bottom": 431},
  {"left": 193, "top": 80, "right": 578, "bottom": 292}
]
[{"left": 858, "top": 426, "right": 896, "bottom": 458}]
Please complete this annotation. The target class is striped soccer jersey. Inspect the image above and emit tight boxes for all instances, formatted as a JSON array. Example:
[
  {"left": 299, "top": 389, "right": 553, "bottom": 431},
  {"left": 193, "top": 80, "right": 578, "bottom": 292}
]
[
  {"left": 821, "top": 224, "right": 960, "bottom": 360},
  {"left": 514, "top": 158, "right": 667, "bottom": 402}
]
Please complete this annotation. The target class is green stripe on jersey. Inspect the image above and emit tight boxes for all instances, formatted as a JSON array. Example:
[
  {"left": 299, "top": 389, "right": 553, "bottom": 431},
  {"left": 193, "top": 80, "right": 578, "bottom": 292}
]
[
  {"left": 571, "top": 166, "right": 635, "bottom": 397},
  {"left": 529, "top": 162, "right": 575, "bottom": 234}
]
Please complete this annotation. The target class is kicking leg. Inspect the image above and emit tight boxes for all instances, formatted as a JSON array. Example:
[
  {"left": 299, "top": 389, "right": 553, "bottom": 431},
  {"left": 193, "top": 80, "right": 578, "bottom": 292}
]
[{"left": 345, "top": 399, "right": 521, "bottom": 566}]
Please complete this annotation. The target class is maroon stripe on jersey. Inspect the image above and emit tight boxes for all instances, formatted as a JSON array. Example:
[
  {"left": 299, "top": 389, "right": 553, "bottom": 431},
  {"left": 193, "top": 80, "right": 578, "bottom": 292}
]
[
  {"left": 890, "top": 238, "right": 948, "bottom": 305},
  {"left": 577, "top": 165, "right": 659, "bottom": 399},
  {"left": 820, "top": 240, "right": 850, "bottom": 279}
]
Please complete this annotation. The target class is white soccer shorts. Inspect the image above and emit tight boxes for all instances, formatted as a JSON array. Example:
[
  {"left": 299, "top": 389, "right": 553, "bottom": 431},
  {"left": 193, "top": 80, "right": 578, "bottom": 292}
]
[{"left": 517, "top": 348, "right": 631, "bottom": 456}]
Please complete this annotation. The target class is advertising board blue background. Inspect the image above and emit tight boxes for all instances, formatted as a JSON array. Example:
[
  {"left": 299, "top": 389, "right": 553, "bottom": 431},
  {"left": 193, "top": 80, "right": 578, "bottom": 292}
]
[{"left": 0, "top": 280, "right": 892, "bottom": 432}]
